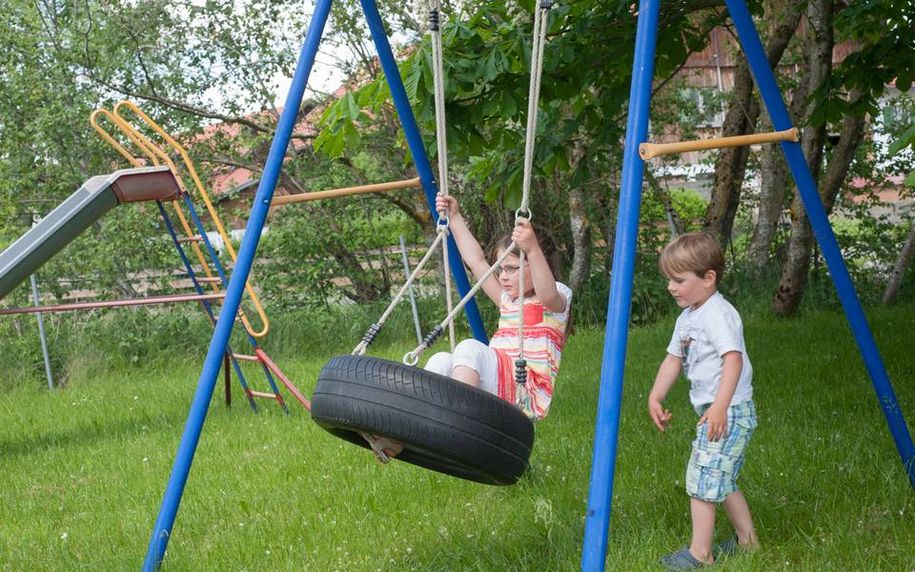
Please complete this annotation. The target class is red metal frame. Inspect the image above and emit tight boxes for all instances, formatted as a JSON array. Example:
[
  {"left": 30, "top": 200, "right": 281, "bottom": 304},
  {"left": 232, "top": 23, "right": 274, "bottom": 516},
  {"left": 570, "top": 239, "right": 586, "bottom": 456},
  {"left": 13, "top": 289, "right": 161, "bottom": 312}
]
[
  {"left": 0, "top": 292, "right": 226, "bottom": 315},
  {"left": 255, "top": 347, "right": 311, "bottom": 411}
]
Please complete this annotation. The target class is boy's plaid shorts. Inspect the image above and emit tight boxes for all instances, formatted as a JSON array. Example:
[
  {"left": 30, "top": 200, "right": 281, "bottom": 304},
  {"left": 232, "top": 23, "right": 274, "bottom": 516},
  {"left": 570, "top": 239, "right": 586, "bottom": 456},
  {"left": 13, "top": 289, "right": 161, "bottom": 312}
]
[{"left": 686, "top": 400, "right": 757, "bottom": 503}]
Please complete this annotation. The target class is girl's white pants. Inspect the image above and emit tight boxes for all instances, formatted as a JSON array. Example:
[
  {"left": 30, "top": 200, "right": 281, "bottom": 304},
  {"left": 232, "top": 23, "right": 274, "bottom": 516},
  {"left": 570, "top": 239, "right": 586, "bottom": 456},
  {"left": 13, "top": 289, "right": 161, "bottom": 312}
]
[{"left": 424, "top": 338, "right": 499, "bottom": 395}]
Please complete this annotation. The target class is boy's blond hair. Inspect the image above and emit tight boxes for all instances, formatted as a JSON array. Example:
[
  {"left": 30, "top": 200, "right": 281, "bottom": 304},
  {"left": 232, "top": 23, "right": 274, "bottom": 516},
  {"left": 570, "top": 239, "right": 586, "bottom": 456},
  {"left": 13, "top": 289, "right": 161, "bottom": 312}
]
[{"left": 659, "top": 232, "right": 725, "bottom": 286}]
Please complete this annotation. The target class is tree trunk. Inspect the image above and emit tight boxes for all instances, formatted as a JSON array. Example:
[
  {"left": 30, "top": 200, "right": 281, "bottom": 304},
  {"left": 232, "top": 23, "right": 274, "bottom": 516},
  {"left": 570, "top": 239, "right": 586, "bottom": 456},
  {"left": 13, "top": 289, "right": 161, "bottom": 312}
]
[
  {"left": 750, "top": 3, "right": 813, "bottom": 270},
  {"left": 703, "top": 62, "right": 758, "bottom": 244},
  {"left": 599, "top": 169, "right": 621, "bottom": 275},
  {"left": 703, "top": 1, "right": 805, "bottom": 245},
  {"left": 774, "top": 108, "right": 865, "bottom": 312},
  {"left": 772, "top": 0, "right": 836, "bottom": 315},
  {"left": 566, "top": 140, "right": 593, "bottom": 293},
  {"left": 883, "top": 220, "right": 915, "bottom": 304},
  {"left": 747, "top": 114, "right": 791, "bottom": 266},
  {"left": 567, "top": 185, "right": 592, "bottom": 293},
  {"left": 647, "top": 168, "right": 683, "bottom": 237}
]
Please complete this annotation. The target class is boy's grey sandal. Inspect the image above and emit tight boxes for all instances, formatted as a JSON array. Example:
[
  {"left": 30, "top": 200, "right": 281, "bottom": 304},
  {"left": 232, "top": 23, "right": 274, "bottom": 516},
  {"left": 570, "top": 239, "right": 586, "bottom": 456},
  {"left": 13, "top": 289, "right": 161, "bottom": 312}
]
[
  {"left": 712, "top": 537, "right": 739, "bottom": 559},
  {"left": 660, "top": 547, "right": 707, "bottom": 570}
]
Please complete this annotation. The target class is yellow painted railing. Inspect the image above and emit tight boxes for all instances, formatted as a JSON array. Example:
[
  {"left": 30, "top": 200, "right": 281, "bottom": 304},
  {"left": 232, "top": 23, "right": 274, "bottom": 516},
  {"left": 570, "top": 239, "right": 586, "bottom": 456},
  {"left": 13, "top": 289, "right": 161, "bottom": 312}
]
[{"left": 90, "top": 103, "right": 271, "bottom": 338}]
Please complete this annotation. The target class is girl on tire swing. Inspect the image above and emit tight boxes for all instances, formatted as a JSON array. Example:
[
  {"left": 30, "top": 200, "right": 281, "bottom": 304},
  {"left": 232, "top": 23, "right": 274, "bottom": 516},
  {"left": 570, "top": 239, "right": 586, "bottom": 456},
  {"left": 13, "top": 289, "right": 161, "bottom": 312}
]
[{"left": 369, "top": 192, "right": 573, "bottom": 462}]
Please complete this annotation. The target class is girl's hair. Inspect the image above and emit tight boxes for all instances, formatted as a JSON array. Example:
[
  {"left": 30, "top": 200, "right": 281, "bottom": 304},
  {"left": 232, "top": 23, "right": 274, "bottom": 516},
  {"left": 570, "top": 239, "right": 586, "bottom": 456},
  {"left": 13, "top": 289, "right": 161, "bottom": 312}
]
[
  {"left": 659, "top": 232, "right": 725, "bottom": 286},
  {"left": 488, "top": 223, "right": 562, "bottom": 281}
]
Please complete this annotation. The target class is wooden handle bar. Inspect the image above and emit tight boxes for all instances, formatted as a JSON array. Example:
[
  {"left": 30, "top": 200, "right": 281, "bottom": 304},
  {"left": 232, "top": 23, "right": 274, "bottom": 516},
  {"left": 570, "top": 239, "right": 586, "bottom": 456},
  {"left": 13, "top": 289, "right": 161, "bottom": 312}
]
[
  {"left": 639, "top": 128, "right": 799, "bottom": 160},
  {"left": 272, "top": 177, "right": 422, "bottom": 205}
]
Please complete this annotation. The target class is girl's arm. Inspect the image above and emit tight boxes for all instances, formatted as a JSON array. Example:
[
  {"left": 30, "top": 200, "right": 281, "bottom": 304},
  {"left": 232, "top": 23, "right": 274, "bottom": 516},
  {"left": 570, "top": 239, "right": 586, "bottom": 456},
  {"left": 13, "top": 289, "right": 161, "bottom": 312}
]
[
  {"left": 513, "top": 220, "right": 566, "bottom": 312},
  {"left": 436, "top": 195, "right": 502, "bottom": 305}
]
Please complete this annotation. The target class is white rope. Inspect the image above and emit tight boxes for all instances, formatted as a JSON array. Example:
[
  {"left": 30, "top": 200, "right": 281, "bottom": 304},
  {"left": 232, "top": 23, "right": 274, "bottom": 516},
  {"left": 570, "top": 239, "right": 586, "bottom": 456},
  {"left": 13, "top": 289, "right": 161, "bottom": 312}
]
[
  {"left": 441, "top": 221, "right": 456, "bottom": 352},
  {"left": 352, "top": 229, "right": 447, "bottom": 355},
  {"left": 519, "top": 2, "right": 549, "bottom": 215},
  {"left": 404, "top": 243, "right": 520, "bottom": 365},
  {"left": 403, "top": 2, "right": 553, "bottom": 370},
  {"left": 428, "top": 0, "right": 456, "bottom": 352},
  {"left": 514, "top": 1, "right": 551, "bottom": 377}
]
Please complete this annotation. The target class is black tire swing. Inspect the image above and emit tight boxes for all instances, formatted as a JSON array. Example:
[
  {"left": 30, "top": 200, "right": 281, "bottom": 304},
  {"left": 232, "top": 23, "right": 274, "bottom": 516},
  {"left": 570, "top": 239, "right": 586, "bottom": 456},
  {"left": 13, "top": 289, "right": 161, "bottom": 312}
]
[
  {"left": 313, "top": 355, "right": 534, "bottom": 485},
  {"left": 311, "top": 0, "right": 553, "bottom": 486}
]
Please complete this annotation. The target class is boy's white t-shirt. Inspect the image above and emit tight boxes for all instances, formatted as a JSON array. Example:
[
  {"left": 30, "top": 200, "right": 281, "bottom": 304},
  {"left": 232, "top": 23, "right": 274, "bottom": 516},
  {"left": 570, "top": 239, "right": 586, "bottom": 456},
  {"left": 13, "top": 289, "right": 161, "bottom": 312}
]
[{"left": 666, "top": 291, "right": 753, "bottom": 410}]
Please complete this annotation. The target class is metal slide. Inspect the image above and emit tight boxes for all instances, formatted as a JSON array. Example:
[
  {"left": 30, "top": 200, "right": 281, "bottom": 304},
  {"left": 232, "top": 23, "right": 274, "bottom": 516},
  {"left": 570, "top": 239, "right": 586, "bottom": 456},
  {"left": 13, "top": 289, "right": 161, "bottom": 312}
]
[{"left": 0, "top": 166, "right": 181, "bottom": 301}]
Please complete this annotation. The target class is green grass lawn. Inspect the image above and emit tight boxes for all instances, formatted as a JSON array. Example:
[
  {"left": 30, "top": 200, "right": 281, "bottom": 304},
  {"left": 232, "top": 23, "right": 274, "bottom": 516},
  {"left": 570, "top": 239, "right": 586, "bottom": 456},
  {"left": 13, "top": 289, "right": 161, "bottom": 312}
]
[{"left": 1, "top": 304, "right": 913, "bottom": 570}]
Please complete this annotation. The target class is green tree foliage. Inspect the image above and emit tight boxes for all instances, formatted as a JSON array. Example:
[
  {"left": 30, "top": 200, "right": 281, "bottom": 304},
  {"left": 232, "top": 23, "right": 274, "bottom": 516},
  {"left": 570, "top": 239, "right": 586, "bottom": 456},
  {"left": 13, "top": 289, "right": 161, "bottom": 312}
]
[
  {"left": 317, "top": 0, "right": 724, "bottom": 294},
  {"left": 319, "top": 1, "right": 721, "bottom": 198},
  {"left": 0, "top": 0, "right": 309, "bottom": 304},
  {"left": 3, "top": 0, "right": 912, "bottom": 321},
  {"left": 810, "top": 0, "right": 915, "bottom": 125}
]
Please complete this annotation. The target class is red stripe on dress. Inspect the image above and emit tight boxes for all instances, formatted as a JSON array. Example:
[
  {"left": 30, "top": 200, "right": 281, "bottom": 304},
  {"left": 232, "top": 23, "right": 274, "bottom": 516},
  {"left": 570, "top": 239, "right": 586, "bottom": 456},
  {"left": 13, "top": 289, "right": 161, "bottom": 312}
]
[{"left": 494, "top": 347, "right": 516, "bottom": 404}]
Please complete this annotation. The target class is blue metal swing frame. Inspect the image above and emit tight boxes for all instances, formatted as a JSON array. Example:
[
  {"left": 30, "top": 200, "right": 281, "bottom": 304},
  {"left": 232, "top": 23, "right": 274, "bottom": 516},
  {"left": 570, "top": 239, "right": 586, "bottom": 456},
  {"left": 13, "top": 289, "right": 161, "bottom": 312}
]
[
  {"left": 582, "top": 0, "right": 915, "bottom": 570},
  {"left": 143, "top": 0, "right": 487, "bottom": 568},
  {"left": 143, "top": 0, "right": 914, "bottom": 569}
]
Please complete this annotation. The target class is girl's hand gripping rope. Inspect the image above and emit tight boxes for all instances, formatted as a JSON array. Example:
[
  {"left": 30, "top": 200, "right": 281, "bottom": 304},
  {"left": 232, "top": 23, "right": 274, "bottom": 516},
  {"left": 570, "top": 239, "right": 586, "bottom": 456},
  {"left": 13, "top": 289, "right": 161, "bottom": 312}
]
[{"left": 512, "top": 218, "right": 538, "bottom": 254}]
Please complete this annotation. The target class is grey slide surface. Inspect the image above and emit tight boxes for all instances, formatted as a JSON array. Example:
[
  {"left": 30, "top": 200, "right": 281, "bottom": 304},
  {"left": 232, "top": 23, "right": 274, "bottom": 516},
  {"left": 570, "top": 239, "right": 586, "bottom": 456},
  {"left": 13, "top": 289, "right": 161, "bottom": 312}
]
[
  {"left": 0, "top": 175, "right": 117, "bottom": 301},
  {"left": 0, "top": 166, "right": 176, "bottom": 301}
]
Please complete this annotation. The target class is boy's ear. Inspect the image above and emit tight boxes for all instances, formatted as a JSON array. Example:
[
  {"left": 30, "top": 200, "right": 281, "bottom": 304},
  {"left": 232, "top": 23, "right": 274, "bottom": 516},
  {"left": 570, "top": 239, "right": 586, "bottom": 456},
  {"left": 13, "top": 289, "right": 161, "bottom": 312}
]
[{"left": 704, "top": 270, "right": 717, "bottom": 285}]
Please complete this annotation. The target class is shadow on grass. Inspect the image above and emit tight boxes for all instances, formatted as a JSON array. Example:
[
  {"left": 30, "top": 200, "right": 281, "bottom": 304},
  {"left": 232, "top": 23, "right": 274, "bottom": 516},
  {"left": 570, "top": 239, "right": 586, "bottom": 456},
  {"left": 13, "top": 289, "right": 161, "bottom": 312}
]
[{"left": 0, "top": 408, "right": 191, "bottom": 461}]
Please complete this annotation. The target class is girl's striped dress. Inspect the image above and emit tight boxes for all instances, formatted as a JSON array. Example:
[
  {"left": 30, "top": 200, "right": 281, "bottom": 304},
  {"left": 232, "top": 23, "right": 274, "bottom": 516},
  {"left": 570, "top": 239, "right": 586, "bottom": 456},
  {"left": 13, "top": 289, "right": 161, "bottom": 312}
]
[{"left": 489, "top": 282, "right": 572, "bottom": 420}]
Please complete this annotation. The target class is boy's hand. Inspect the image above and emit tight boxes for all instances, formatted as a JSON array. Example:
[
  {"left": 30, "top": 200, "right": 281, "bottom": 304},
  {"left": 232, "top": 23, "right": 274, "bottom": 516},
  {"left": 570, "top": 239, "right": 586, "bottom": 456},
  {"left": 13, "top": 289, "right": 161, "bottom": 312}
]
[
  {"left": 435, "top": 193, "right": 460, "bottom": 218},
  {"left": 512, "top": 218, "right": 539, "bottom": 254},
  {"left": 698, "top": 404, "right": 728, "bottom": 441},
  {"left": 648, "top": 398, "right": 672, "bottom": 432}
]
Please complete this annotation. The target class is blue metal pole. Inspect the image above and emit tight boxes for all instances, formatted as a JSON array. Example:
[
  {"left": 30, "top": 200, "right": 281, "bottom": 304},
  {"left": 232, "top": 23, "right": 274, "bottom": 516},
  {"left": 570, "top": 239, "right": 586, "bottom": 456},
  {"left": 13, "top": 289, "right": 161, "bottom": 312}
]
[
  {"left": 581, "top": 0, "right": 660, "bottom": 569},
  {"left": 359, "top": 0, "right": 488, "bottom": 344},
  {"left": 141, "top": 2, "right": 335, "bottom": 569},
  {"left": 725, "top": 0, "right": 915, "bottom": 487}
]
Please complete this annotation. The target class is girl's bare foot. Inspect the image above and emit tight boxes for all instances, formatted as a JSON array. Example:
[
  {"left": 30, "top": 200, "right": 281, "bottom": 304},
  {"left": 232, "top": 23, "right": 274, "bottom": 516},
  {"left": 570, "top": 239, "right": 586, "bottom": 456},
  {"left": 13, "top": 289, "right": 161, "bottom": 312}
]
[{"left": 360, "top": 433, "right": 403, "bottom": 463}]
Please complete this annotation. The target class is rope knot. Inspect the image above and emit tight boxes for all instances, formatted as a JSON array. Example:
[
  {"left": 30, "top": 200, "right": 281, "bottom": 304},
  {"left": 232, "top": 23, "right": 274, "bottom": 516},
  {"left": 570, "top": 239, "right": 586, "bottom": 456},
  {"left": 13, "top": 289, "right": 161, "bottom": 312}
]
[{"left": 428, "top": 9, "right": 440, "bottom": 31}]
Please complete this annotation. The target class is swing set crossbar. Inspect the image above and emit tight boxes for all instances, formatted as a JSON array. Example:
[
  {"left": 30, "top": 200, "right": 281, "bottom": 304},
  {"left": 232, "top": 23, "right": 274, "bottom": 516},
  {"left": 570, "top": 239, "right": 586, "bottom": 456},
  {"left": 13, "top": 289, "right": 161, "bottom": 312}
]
[
  {"left": 639, "top": 127, "right": 799, "bottom": 159},
  {"left": 271, "top": 177, "right": 422, "bottom": 205}
]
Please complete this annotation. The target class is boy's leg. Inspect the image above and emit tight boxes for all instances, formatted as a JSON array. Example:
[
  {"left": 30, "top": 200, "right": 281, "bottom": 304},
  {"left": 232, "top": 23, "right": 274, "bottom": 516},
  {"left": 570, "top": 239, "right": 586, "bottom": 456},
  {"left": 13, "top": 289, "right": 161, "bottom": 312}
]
[
  {"left": 688, "top": 497, "right": 716, "bottom": 565},
  {"left": 722, "top": 491, "right": 759, "bottom": 548}
]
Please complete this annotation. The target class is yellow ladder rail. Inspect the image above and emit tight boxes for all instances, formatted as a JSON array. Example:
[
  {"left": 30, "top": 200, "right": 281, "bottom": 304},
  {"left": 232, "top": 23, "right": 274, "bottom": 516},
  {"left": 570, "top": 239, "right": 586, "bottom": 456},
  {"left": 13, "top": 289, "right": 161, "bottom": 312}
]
[
  {"left": 90, "top": 106, "right": 269, "bottom": 338},
  {"left": 112, "top": 101, "right": 270, "bottom": 338},
  {"left": 90, "top": 110, "right": 224, "bottom": 298}
]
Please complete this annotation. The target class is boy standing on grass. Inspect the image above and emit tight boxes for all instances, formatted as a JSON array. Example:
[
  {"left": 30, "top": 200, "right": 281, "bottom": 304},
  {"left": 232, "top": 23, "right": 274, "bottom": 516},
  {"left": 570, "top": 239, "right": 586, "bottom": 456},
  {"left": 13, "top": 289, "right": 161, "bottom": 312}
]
[{"left": 648, "top": 233, "right": 759, "bottom": 570}]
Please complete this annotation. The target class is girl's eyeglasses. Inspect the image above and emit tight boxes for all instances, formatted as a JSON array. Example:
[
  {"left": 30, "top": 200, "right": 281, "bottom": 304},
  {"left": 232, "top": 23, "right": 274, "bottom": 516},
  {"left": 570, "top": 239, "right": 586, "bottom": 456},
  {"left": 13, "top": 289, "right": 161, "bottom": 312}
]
[{"left": 498, "top": 265, "right": 521, "bottom": 276}]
